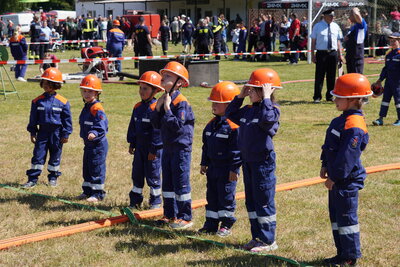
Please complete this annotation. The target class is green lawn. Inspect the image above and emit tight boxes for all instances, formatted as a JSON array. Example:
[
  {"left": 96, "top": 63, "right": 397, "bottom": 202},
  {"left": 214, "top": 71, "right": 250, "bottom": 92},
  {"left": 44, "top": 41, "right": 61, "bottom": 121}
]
[{"left": 0, "top": 43, "right": 399, "bottom": 266}]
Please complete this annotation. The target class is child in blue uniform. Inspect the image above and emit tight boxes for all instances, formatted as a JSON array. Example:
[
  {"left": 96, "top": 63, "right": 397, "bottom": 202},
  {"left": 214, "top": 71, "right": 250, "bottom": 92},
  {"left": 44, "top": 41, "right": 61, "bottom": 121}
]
[
  {"left": 127, "top": 71, "right": 163, "bottom": 210},
  {"left": 372, "top": 32, "right": 400, "bottom": 126},
  {"left": 321, "top": 73, "right": 372, "bottom": 266},
  {"left": 199, "top": 81, "right": 241, "bottom": 237},
  {"left": 9, "top": 30, "right": 28, "bottom": 82},
  {"left": 106, "top": 20, "right": 125, "bottom": 72},
  {"left": 24, "top": 68, "right": 72, "bottom": 188},
  {"left": 151, "top": 61, "right": 195, "bottom": 229},
  {"left": 78, "top": 75, "right": 109, "bottom": 203},
  {"left": 226, "top": 68, "right": 281, "bottom": 253}
]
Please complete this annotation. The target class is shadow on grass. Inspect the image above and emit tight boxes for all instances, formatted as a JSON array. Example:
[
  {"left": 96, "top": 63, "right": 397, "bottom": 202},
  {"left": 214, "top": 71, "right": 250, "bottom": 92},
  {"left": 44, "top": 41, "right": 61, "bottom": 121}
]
[
  {"left": 42, "top": 218, "right": 95, "bottom": 227},
  {"left": 187, "top": 254, "right": 294, "bottom": 267}
]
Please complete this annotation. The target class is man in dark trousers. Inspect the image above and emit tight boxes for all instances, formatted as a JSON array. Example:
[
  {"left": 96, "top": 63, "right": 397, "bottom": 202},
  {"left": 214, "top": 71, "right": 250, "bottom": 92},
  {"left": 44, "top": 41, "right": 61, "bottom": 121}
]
[
  {"left": 193, "top": 19, "right": 213, "bottom": 59},
  {"left": 310, "top": 9, "right": 344, "bottom": 103},
  {"left": 345, "top": 7, "right": 367, "bottom": 74}
]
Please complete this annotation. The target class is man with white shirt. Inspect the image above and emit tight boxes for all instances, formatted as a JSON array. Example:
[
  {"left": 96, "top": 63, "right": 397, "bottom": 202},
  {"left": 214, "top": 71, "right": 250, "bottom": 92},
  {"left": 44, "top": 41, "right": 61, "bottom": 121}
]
[{"left": 310, "top": 9, "right": 344, "bottom": 103}]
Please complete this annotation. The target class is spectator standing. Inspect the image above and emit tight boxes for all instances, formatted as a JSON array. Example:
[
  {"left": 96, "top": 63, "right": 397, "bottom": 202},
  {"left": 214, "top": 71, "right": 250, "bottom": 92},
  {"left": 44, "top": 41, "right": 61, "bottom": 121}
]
[
  {"left": 0, "top": 17, "right": 5, "bottom": 41},
  {"left": 247, "top": 19, "right": 260, "bottom": 59},
  {"left": 231, "top": 23, "right": 240, "bottom": 53},
  {"left": 390, "top": 6, "right": 400, "bottom": 32},
  {"left": 235, "top": 22, "right": 247, "bottom": 60},
  {"left": 100, "top": 17, "right": 108, "bottom": 41},
  {"left": 271, "top": 16, "right": 279, "bottom": 52},
  {"left": 39, "top": 20, "right": 51, "bottom": 59},
  {"left": 158, "top": 20, "right": 171, "bottom": 55},
  {"left": 7, "top": 20, "right": 14, "bottom": 37},
  {"left": 219, "top": 13, "right": 229, "bottom": 56},
  {"left": 345, "top": 7, "right": 367, "bottom": 74},
  {"left": 288, "top": 13, "right": 301, "bottom": 65},
  {"left": 310, "top": 9, "right": 344, "bottom": 103},
  {"left": 170, "top": 17, "right": 180, "bottom": 45},
  {"left": 182, "top": 17, "right": 195, "bottom": 54},
  {"left": 133, "top": 16, "right": 153, "bottom": 57},
  {"left": 279, "top": 15, "right": 291, "bottom": 62}
]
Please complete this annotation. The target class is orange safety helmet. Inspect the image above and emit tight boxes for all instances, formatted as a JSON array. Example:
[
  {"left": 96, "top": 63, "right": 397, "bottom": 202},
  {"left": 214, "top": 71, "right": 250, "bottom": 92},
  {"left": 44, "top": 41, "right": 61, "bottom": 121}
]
[
  {"left": 80, "top": 74, "right": 103, "bottom": 92},
  {"left": 331, "top": 73, "right": 372, "bottom": 98},
  {"left": 159, "top": 61, "right": 190, "bottom": 87},
  {"left": 41, "top": 67, "right": 63, "bottom": 83},
  {"left": 208, "top": 81, "right": 240, "bottom": 103},
  {"left": 245, "top": 68, "right": 282, "bottom": 89},
  {"left": 113, "top": 19, "right": 120, "bottom": 26},
  {"left": 138, "top": 71, "right": 164, "bottom": 92}
]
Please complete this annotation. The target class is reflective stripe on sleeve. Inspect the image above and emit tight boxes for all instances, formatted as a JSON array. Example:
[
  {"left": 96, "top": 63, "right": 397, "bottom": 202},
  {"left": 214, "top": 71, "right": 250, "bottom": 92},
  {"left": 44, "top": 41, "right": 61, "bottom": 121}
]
[
  {"left": 37, "top": 107, "right": 45, "bottom": 110},
  {"left": 331, "top": 222, "right": 339, "bottom": 231},
  {"left": 251, "top": 119, "right": 259, "bottom": 123},
  {"left": 84, "top": 121, "right": 93, "bottom": 125},
  {"left": 395, "top": 103, "right": 400, "bottom": 108},
  {"left": 216, "top": 134, "right": 229, "bottom": 139},
  {"left": 142, "top": 118, "right": 150, "bottom": 122},
  {"left": 240, "top": 118, "right": 246, "bottom": 123},
  {"left": 331, "top": 129, "right": 341, "bottom": 137},
  {"left": 205, "top": 132, "right": 211, "bottom": 136},
  {"left": 52, "top": 107, "right": 62, "bottom": 111}
]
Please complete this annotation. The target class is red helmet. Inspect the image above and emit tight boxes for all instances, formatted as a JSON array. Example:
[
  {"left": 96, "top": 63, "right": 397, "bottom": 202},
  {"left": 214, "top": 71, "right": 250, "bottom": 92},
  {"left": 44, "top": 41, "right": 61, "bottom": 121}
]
[
  {"left": 208, "top": 81, "right": 240, "bottom": 103},
  {"left": 245, "top": 68, "right": 282, "bottom": 89},
  {"left": 113, "top": 19, "right": 120, "bottom": 26},
  {"left": 80, "top": 75, "right": 103, "bottom": 92},
  {"left": 160, "top": 61, "right": 190, "bottom": 87},
  {"left": 371, "top": 82, "right": 384, "bottom": 98},
  {"left": 331, "top": 73, "right": 372, "bottom": 98},
  {"left": 41, "top": 68, "right": 63, "bottom": 83},
  {"left": 138, "top": 71, "right": 164, "bottom": 92}
]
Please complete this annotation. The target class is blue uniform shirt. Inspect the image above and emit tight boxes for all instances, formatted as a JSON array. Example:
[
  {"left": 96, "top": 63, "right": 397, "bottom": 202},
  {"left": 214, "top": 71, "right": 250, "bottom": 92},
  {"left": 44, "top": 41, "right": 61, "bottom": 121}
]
[
  {"left": 226, "top": 96, "right": 280, "bottom": 162},
  {"left": 27, "top": 93, "right": 72, "bottom": 138},
  {"left": 379, "top": 48, "right": 400, "bottom": 86},
  {"left": 310, "top": 20, "right": 343, "bottom": 50},
  {"left": 321, "top": 109, "right": 368, "bottom": 189},
  {"left": 127, "top": 98, "right": 163, "bottom": 154},
  {"left": 151, "top": 91, "right": 195, "bottom": 152},
  {"left": 10, "top": 35, "right": 27, "bottom": 59},
  {"left": 106, "top": 28, "right": 125, "bottom": 51},
  {"left": 79, "top": 101, "right": 108, "bottom": 143},
  {"left": 201, "top": 116, "right": 242, "bottom": 174}
]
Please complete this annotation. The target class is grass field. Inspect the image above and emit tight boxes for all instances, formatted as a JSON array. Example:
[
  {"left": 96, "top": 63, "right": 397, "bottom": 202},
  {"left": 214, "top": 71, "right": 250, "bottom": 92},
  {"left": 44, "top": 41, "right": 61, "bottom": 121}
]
[{"left": 0, "top": 43, "right": 399, "bottom": 266}]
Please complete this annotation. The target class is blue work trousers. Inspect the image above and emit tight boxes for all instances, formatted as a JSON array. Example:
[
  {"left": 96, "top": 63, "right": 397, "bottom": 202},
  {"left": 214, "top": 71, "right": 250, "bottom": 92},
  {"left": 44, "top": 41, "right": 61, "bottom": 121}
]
[
  {"left": 129, "top": 146, "right": 162, "bottom": 207},
  {"left": 203, "top": 165, "right": 237, "bottom": 231},
  {"left": 82, "top": 139, "right": 108, "bottom": 199},
  {"left": 379, "top": 84, "right": 400, "bottom": 119},
  {"left": 161, "top": 150, "right": 192, "bottom": 221},
  {"left": 242, "top": 151, "right": 277, "bottom": 244},
  {"left": 26, "top": 126, "right": 63, "bottom": 182},
  {"left": 329, "top": 187, "right": 361, "bottom": 259}
]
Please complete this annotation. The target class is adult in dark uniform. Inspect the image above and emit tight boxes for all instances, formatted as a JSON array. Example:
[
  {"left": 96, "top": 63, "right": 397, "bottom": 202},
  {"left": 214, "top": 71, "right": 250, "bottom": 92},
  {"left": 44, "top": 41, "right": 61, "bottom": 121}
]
[
  {"left": 212, "top": 15, "right": 224, "bottom": 60},
  {"left": 345, "top": 7, "right": 367, "bottom": 74},
  {"left": 310, "top": 9, "right": 344, "bottom": 103},
  {"left": 158, "top": 20, "right": 171, "bottom": 55},
  {"left": 29, "top": 16, "right": 41, "bottom": 60},
  {"left": 193, "top": 19, "right": 213, "bottom": 59},
  {"left": 133, "top": 16, "right": 153, "bottom": 57}
]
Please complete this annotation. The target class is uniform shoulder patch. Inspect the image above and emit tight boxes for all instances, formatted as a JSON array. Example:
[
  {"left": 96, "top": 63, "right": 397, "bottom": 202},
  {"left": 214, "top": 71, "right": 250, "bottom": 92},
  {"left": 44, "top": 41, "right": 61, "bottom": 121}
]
[
  {"left": 32, "top": 94, "right": 45, "bottom": 104},
  {"left": 172, "top": 93, "right": 189, "bottom": 106},
  {"left": 149, "top": 102, "right": 157, "bottom": 111},
  {"left": 55, "top": 94, "right": 68, "bottom": 104},
  {"left": 226, "top": 119, "right": 239, "bottom": 130},
  {"left": 134, "top": 102, "right": 142, "bottom": 110},
  {"left": 345, "top": 115, "right": 368, "bottom": 133},
  {"left": 90, "top": 102, "right": 105, "bottom": 117}
]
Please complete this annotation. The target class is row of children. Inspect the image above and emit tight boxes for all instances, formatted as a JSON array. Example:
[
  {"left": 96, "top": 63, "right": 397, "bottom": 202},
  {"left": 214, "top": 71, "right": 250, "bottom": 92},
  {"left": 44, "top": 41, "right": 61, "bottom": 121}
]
[{"left": 23, "top": 61, "right": 371, "bottom": 264}]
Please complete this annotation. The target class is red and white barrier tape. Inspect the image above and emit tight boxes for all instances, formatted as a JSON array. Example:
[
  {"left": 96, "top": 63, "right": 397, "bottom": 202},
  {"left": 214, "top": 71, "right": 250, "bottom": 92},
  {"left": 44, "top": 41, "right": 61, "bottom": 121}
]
[
  {"left": 0, "top": 39, "right": 107, "bottom": 45},
  {"left": 0, "top": 47, "right": 393, "bottom": 65}
]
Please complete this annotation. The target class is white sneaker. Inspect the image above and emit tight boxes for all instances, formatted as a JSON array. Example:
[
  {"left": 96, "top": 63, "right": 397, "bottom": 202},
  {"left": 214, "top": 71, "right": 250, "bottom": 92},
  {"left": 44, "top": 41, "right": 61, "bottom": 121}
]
[
  {"left": 250, "top": 241, "right": 278, "bottom": 253},
  {"left": 17, "top": 77, "right": 27, "bottom": 82},
  {"left": 86, "top": 196, "right": 100, "bottom": 203}
]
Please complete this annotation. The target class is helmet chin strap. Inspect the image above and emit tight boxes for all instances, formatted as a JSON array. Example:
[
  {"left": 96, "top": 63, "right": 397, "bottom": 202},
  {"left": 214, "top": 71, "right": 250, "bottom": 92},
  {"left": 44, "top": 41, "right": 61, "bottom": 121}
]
[{"left": 169, "top": 77, "right": 180, "bottom": 96}]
